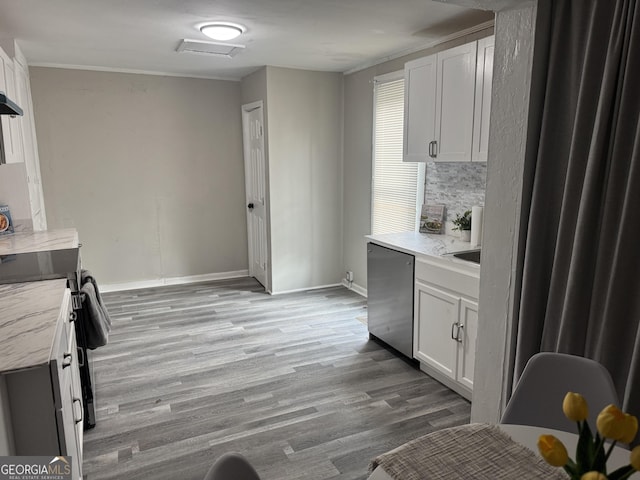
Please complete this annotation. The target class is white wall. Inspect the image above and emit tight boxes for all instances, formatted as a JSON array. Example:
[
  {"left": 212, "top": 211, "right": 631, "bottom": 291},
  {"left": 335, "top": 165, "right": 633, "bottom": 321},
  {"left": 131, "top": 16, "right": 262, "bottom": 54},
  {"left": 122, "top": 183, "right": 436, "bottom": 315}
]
[
  {"left": 265, "top": 67, "right": 344, "bottom": 293},
  {"left": 30, "top": 68, "right": 248, "bottom": 286},
  {"left": 471, "top": 2, "right": 537, "bottom": 423}
]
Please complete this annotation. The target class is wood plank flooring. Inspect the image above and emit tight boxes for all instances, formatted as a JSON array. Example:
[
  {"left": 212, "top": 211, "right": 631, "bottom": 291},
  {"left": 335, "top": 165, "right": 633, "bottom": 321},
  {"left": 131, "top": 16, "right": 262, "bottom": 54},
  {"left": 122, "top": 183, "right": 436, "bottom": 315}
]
[{"left": 83, "top": 277, "right": 470, "bottom": 480}]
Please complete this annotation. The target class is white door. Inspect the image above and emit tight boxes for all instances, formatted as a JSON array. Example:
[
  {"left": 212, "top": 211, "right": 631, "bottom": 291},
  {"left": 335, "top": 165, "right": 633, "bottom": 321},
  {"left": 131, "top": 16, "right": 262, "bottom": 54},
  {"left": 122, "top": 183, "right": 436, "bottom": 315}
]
[
  {"left": 434, "top": 41, "right": 477, "bottom": 162},
  {"left": 242, "top": 101, "right": 268, "bottom": 289}
]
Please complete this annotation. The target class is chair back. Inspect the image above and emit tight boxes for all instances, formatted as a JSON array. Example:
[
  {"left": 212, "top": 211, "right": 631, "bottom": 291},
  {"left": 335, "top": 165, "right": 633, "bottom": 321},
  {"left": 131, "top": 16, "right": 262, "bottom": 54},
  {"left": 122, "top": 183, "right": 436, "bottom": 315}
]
[{"left": 501, "top": 352, "right": 619, "bottom": 434}]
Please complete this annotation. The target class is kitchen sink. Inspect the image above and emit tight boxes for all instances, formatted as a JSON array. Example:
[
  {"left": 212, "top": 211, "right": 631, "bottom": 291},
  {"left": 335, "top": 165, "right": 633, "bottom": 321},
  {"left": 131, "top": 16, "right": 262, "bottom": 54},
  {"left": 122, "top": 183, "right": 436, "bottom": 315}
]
[{"left": 449, "top": 249, "right": 481, "bottom": 264}]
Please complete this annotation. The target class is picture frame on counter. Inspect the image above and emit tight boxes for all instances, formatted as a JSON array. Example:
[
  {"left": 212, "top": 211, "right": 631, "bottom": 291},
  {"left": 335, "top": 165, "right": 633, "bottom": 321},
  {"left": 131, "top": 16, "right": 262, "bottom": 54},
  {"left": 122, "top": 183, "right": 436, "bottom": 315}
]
[
  {"left": 419, "top": 204, "right": 445, "bottom": 234},
  {"left": 0, "top": 205, "right": 14, "bottom": 235}
]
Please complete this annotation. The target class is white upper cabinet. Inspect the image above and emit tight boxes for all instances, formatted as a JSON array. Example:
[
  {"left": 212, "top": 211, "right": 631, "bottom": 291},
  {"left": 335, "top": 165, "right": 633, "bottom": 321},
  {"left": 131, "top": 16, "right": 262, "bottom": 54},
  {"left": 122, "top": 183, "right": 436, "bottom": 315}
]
[
  {"left": 403, "top": 36, "right": 495, "bottom": 163},
  {"left": 472, "top": 36, "right": 495, "bottom": 162},
  {"left": 404, "top": 55, "right": 437, "bottom": 163},
  {"left": 0, "top": 47, "right": 24, "bottom": 165},
  {"left": 0, "top": 40, "right": 47, "bottom": 230},
  {"left": 435, "top": 42, "right": 477, "bottom": 162},
  {"left": 13, "top": 55, "right": 47, "bottom": 230}
]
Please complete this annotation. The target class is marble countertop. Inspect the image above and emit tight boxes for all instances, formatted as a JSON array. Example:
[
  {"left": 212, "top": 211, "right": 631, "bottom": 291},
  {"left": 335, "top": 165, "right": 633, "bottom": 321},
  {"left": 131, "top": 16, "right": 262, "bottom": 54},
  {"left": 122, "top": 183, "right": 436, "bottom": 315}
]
[
  {"left": 366, "top": 231, "right": 480, "bottom": 270},
  {"left": 0, "top": 279, "right": 68, "bottom": 374},
  {"left": 0, "top": 228, "right": 79, "bottom": 255}
]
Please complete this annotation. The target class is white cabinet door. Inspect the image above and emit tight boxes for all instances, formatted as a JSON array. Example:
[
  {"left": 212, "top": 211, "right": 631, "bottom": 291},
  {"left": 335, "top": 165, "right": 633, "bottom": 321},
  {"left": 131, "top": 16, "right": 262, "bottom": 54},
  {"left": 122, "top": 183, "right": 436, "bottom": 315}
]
[
  {"left": 434, "top": 42, "right": 477, "bottom": 162},
  {"left": 457, "top": 298, "right": 478, "bottom": 390},
  {"left": 403, "top": 55, "right": 437, "bottom": 162},
  {"left": 472, "top": 36, "right": 495, "bottom": 162},
  {"left": 13, "top": 59, "right": 47, "bottom": 230},
  {"left": 414, "top": 281, "right": 459, "bottom": 379},
  {"left": 0, "top": 49, "right": 24, "bottom": 164}
]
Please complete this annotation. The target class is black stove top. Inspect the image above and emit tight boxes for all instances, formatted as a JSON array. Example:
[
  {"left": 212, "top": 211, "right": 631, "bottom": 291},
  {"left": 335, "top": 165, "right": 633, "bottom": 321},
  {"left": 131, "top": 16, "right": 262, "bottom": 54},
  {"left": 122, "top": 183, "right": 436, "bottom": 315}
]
[{"left": 0, "top": 248, "right": 80, "bottom": 285}]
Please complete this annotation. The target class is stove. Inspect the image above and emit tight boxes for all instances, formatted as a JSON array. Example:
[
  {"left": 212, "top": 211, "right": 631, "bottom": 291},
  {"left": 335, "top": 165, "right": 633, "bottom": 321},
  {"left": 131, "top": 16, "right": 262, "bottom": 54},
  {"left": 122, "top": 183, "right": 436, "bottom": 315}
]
[
  {"left": 0, "top": 247, "right": 96, "bottom": 429},
  {"left": 0, "top": 248, "right": 80, "bottom": 287}
]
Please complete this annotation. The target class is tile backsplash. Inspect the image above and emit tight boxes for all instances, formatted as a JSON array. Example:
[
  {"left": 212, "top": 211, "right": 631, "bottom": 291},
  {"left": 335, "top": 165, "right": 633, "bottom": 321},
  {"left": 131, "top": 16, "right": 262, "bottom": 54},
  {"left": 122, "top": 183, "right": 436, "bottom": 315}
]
[{"left": 423, "top": 161, "right": 486, "bottom": 226}]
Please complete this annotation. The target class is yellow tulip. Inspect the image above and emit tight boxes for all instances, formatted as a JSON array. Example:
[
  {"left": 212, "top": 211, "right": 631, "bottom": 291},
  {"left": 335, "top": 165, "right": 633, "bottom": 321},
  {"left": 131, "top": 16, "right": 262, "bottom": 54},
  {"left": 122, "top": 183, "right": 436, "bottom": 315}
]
[
  {"left": 538, "top": 434, "right": 569, "bottom": 467},
  {"left": 597, "top": 405, "right": 627, "bottom": 440},
  {"left": 630, "top": 445, "right": 640, "bottom": 470},
  {"left": 620, "top": 414, "right": 638, "bottom": 444},
  {"left": 581, "top": 472, "right": 608, "bottom": 480},
  {"left": 563, "top": 392, "right": 589, "bottom": 422}
]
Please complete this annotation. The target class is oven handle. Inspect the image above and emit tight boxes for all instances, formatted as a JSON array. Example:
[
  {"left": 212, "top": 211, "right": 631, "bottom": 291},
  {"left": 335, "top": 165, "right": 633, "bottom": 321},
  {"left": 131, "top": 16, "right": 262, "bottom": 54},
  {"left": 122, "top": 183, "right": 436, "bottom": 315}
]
[{"left": 77, "top": 347, "right": 85, "bottom": 367}]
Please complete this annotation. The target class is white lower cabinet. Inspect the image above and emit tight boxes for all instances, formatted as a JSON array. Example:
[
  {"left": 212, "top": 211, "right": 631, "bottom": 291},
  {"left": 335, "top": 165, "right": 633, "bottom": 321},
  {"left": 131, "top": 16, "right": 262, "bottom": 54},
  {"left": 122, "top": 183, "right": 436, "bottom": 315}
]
[
  {"left": 413, "top": 258, "right": 479, "bottom": 400},
  {"left": 4, "top": 290, "right": 83, "bottom": 479}
]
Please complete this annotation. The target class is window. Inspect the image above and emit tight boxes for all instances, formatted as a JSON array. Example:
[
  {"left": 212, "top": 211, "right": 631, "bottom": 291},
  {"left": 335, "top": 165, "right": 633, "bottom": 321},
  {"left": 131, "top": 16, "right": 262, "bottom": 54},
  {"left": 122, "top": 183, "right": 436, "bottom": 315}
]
[{"left": 371, "top": 72, "right": 425, "bottom": 235}]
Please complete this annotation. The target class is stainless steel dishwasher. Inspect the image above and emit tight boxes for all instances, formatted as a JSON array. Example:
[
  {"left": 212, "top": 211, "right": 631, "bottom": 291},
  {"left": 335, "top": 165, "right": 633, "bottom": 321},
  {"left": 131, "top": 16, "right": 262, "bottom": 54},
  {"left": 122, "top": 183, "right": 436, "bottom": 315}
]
[{"left": 367, "top": 242, "right": 415, "bottom": 358}]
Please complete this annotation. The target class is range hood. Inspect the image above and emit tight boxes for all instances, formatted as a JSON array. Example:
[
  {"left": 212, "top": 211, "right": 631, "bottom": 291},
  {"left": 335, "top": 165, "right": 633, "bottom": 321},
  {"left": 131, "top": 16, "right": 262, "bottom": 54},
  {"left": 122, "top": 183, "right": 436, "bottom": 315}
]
[{"left": 0, "top": 92, "right": 23, "bottom": 116}]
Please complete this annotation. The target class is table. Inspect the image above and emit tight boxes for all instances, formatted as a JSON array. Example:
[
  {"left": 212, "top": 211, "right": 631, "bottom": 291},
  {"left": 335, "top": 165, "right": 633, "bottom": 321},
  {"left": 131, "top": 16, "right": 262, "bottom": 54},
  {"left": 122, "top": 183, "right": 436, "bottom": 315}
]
[{"left": 367, "top": 423, "right": 637, "bottom": 480}]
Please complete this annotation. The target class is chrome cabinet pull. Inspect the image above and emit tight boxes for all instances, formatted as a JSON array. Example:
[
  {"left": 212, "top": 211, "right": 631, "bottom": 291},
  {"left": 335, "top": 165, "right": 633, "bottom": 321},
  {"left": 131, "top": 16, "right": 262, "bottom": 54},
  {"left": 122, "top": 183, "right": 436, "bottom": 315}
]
[
  {"left": 456, "top": 324, "right": 464, "bottom": 343},
  {"left": 451, "top": 322, "right": 458, "bottom": 340},
  {"left": 73, "top": 398, "right": 83, "bottom": 424},
  {"left": 429, "top": 141, "right": 438, "bottom": 158}
]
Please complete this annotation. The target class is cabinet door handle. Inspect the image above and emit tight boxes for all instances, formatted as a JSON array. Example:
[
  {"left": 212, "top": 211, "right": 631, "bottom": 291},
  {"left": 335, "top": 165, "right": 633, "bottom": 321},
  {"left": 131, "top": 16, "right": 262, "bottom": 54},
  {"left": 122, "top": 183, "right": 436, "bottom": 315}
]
[
  {"left": 69, "top": 311, "right": 77, "bottom": 323},
  {"left": 73, "top": 398, "right": 83, "bottom": 424},
  {"left": 62, "top": 353, "right": 73, "bottom": 368},
  {"left": 429, "top": 141, "right": 438, "bottom": 158},
  {"left": 451, "top": 322, "right": 458, "bottom": 341},
  {"left": 456, "top": 324, "right": 464, "bottom": 343}
]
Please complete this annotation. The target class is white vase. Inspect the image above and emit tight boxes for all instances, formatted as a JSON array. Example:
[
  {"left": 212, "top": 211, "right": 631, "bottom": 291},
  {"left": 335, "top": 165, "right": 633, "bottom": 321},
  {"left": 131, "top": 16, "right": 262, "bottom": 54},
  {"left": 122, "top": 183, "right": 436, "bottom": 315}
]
[{"left": 460, "top": 230, "right": 471, "bottom": 242}]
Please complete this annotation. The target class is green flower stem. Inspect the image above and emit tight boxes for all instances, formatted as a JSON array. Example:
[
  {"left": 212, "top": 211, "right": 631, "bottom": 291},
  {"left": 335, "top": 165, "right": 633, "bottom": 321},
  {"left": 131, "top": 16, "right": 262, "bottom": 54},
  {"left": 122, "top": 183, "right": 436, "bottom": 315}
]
[{"left": 592, "top": 436, "right": 606, "bottom": 471}]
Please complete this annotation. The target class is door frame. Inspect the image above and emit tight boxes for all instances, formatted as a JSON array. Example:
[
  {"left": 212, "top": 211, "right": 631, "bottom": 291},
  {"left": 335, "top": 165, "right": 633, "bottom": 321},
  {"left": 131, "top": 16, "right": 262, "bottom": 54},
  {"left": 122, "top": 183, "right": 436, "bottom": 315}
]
[{"left": 241, "top": 100, "right": 271, "bottom": 292}]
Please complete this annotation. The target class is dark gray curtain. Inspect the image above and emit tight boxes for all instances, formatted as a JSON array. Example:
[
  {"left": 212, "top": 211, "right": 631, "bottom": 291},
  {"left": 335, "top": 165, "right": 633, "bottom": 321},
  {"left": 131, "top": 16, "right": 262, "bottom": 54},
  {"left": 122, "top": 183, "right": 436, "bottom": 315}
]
[{"left": 514, "top": 0, "right": 640, "bottom": 419}]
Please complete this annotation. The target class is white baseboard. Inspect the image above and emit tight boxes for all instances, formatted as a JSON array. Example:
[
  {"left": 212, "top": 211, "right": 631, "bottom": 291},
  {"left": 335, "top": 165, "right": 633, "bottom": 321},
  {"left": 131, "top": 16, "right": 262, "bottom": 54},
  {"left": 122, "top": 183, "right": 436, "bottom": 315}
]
[
  {"left": 270, "top": 282, "right": 343, "bottom": 295},
  {"left": 341, "top": 279, "right": 367, "bottom": 297},
  {"left": 101, "top": 270, "right": 249, "bottom": 293}
]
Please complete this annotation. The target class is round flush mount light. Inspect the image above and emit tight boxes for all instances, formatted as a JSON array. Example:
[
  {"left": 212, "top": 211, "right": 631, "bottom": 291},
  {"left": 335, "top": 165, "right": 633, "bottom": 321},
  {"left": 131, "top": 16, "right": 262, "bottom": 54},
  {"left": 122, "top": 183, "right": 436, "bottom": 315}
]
[{"left": 200, "top": 22, "right": 245, "bottom": 41}]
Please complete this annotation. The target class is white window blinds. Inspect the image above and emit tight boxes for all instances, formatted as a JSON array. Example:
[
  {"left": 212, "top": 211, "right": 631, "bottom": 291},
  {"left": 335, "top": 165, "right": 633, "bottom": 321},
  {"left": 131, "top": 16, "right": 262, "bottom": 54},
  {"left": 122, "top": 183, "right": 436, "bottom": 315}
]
[{"left": 372, "top": 75, "right": 424, "bottom": 235}]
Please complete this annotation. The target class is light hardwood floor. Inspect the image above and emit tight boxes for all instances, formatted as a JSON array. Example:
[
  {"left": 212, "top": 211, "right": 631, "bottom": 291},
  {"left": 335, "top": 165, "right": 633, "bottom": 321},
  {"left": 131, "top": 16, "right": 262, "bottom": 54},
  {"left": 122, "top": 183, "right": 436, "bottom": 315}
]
[{"left": 83, "top": 277, "right": 470, "bottom": 480}]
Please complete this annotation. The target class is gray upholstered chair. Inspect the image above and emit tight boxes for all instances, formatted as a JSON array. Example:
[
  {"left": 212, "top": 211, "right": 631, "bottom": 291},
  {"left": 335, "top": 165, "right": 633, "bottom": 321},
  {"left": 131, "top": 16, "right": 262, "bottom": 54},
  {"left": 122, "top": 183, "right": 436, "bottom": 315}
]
[
  {"left": 501, "top": 352, "right": 620, "bottom": 435},
  {"left": 203, "top": 453, "right": 261, "bottom": 480}
]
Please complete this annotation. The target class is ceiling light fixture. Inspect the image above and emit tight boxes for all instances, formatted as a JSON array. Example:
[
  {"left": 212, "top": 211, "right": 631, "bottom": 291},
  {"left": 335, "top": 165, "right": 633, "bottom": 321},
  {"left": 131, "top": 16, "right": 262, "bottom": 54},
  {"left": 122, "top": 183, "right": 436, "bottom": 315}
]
[{"left": 200, "top": 23, "right": 245, "bottom": 41}]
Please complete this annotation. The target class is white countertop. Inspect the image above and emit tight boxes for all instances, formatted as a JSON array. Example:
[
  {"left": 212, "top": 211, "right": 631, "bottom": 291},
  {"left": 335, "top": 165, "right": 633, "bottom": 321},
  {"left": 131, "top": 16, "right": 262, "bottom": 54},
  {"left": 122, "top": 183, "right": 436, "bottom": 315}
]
[
  {"left": 0, "top": 279, "right": 68, "bottom": 373},
  {"left": 366, "top": 231, "right": 480, "bottom": 270},
  {"left": 0, "top": 229, "right": 79, "bottom": 255}
]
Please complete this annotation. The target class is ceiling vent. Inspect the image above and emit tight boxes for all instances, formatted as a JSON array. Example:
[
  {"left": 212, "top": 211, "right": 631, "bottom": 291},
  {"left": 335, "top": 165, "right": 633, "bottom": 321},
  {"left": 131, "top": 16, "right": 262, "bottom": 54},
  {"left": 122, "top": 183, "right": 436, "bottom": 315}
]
[{"left": 176, "top": 39, "right": 245, "bottom": 58}]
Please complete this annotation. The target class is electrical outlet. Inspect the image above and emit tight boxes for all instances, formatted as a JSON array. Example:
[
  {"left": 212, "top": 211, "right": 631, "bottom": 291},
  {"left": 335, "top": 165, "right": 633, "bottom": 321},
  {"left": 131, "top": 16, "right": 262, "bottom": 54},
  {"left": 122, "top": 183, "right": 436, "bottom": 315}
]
[{"left": 346, "top": 271, "right": 354, "bottom": 282}]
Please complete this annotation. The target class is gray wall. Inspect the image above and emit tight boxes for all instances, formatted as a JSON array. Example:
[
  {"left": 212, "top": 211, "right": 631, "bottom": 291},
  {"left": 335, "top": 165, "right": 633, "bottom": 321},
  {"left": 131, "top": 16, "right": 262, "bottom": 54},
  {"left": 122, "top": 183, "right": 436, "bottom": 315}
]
[
  {"left": 30, "top": 67, "right": 248, "bottom": 285},
  {"left": 342, "top": 27, "right": 494, "bottom": 291},
  {"left": 265, "top": 66, "right": 344, "bottom": 293}
]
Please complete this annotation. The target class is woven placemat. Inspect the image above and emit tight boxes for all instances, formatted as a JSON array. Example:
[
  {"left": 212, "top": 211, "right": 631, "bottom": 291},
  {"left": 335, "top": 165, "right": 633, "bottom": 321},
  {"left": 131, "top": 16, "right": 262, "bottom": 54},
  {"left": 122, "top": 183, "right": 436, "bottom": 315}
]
[{"left": 370, "top": 423, "right": 569, "bottom": 480}]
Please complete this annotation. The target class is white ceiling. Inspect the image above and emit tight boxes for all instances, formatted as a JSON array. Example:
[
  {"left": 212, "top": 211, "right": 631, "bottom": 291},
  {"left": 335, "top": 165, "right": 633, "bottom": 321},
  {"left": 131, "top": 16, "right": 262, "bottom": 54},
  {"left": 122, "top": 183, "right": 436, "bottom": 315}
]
[{"left": 0, "top": 0, "right": 494, "bottom": 81}]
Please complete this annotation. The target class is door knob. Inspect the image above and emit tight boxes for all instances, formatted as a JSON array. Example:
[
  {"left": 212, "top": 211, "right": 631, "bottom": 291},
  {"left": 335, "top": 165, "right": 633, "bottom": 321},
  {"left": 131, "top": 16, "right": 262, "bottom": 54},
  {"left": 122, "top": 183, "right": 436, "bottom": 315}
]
[{"left": 247, "top": 203, "right": 254, "bottom": 210}]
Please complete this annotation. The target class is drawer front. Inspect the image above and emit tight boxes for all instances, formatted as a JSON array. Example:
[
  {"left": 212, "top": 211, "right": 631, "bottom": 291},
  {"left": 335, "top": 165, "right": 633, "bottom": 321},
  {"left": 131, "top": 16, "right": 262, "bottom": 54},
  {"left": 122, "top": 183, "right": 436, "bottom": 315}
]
[{"left": 415, "top": 258, "right": 479, "bottom": 300}]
